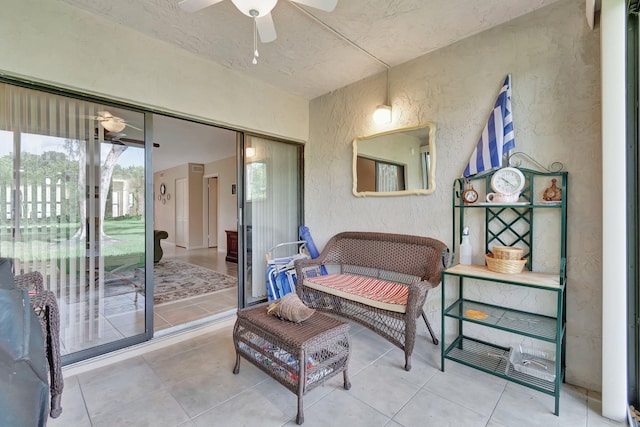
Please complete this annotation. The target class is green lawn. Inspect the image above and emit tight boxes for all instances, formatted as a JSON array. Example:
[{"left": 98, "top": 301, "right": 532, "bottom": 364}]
[{"left": 0, "top": 217, "right": 146, "bottom": 265}]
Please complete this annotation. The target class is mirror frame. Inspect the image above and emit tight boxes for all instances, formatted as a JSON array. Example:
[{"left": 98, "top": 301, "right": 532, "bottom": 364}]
[{"left": 352, "top": 122, "right": 436, "bottom": 197}]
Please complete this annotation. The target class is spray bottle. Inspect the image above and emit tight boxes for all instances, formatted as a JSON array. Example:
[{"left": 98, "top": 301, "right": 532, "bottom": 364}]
[{"left": 459, "top": 226, "right": 472, "bottom": 265}]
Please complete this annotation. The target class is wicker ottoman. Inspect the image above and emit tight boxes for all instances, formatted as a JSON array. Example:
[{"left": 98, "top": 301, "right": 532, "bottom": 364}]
[{"left": 233, "top": 302, "right": 351, "bottom": 425}]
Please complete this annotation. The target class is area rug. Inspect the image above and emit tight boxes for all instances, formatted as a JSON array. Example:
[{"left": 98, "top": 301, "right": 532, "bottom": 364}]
[
  {"left": 136, "top": 259, "right": 237, "bottom": 305},
  {"left": 61, "top": 259, "right": 237, "bottom": 306}
]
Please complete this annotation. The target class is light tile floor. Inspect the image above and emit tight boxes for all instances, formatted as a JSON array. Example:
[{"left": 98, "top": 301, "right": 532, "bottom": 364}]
[{"left": 49, "top": 317, "right": 625, "bottom": 427}]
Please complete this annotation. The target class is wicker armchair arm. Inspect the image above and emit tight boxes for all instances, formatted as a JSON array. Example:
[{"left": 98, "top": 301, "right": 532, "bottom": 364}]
[
  {"left": 406, "top": 280, "right": 432, "bottom": 319},
  {"left": 14, "top": 271, "right": 45, "bottom": 293}
]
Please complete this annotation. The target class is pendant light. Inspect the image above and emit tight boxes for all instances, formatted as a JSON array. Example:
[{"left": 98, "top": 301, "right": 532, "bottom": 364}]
[{"left": 373, "top": 67, "right": 392, "bottom": 124}]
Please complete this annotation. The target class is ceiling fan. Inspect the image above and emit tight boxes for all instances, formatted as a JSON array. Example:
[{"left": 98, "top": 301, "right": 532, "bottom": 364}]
[
  {"left": 86, "top": 111, "right": 142, "bottom": 133},
  {"left": 104, "top": 131, "right": 160, "bottom": 148},
  {"left": 97, "top": 129, "right": 160, "bottom": 148},
  {"left": 179, "top": 0, "right": 338, "bottom": 63}
]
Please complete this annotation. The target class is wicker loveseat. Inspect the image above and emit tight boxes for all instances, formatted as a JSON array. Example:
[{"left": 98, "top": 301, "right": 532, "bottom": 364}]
[{"left": 294, "top": 231, "right": 449, "bottom": 371}]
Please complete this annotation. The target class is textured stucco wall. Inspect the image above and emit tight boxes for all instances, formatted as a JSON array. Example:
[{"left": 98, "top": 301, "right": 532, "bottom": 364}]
[
  {"left": 0, "top": 0, "right": 308, "bottom": 141},
  {"left": 307, "top": 0, "right": 601, "bottom": 390}
]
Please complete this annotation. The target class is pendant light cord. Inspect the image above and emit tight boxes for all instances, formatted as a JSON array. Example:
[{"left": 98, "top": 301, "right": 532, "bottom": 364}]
[
  {"left": 252, "top": 17, "right": 259, "bottom": 64},
  {"left": 288, "top": 1, "right": 390, "bottom": 71},
  {"left": 385, "top": 67, "right": 389, "bottom": 105},
  {"left": 251, "top": 2, "right": 390, "bottom": 74}
]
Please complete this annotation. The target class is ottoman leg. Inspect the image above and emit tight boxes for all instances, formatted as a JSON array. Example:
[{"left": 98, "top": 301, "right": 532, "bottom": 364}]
[{"left": 296, "top": 396, "right": 304, "bottom": 425}]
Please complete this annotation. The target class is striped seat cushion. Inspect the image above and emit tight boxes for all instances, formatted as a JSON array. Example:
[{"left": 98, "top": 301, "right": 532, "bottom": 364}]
[{"left": 303, "top": 274, "right": 408, "bottom": 313}]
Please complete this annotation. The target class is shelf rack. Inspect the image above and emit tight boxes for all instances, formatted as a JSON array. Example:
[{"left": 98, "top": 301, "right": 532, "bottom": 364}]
[{"left": 441, "top": 168, "right": 567, "bottom": 415}]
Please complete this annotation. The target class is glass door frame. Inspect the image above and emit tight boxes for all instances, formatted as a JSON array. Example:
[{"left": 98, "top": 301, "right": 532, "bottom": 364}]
[
  {"left": 627, "top": 1, "right": 640, "bottom": 408},
  {"left": 236, "top": 132, "right": 305, "bottom": 309},
  {"left": 236, "top": 132, "right": 246, "bottom": 310}
]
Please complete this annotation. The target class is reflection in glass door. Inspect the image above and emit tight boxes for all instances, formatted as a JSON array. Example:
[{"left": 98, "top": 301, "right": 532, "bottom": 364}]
[
  {"left": 243, "top": 135, "right": 302, "bottom": 305},
  {"left": 0, "top": 82, "right": 150, "bottom": 361}
]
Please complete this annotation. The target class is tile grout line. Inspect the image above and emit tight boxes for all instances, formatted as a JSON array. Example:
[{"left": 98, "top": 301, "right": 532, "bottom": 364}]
[
  {"left": 484, "top": 380, "right": 508, "bottom": 426},
  {"left": 76, "top": 377, "right": 95, "bottom": 427}
]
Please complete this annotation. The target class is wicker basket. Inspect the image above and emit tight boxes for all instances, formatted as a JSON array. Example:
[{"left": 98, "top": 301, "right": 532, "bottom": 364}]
[
  {"left": 492, "top": 246, "right": 523, "bottom": 260},
  {"left": 485, "top": 254, "right": 527, "bottom": 274}
]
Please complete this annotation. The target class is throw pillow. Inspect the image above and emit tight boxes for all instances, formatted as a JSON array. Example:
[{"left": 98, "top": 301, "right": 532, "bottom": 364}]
[{"left": 267, "top": 292, "right": 315, "bottom": 323}]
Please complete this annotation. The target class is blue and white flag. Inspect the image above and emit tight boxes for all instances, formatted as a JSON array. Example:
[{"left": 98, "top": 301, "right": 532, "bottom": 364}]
[{"left": 463, "top": 74, "right": 515, "bottom": 177}]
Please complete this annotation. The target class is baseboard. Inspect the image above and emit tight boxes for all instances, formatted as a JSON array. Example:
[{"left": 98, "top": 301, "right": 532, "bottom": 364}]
[
  {"left": 187, "top": 245, "right": 206, "bottom": 250},
  {"left": 61, "top": 311, "right": 236, "bottom": 378}
]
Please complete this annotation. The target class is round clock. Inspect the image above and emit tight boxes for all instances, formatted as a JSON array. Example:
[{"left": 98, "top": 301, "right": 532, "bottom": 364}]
[
  {"left": 461, "top": 182, "right": 478, "bottom": 204},
  {"left": 490, "top": 167, "right": 525, "bottom": 194}
]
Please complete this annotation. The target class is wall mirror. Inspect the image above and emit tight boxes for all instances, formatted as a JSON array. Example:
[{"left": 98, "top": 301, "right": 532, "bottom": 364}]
[{"left": 352, "top": 122, "right": 436, "bottom": 197}]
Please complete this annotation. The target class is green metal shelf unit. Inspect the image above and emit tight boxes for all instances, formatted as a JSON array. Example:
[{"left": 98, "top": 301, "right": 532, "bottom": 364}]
[{"left": 441, "top": 168, "right": 567, "bottom": 415}]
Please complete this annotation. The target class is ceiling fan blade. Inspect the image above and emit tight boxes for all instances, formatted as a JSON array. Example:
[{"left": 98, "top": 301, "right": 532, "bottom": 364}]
[
  {"left": 97, "top": 111, "right": 114, "bottom": 119},
  {"left": 290, "top": 0, "right": 337, "bottom": 12},
  {"left": 179, "top": 0, "right": 225, "bottom": 13},
  {"left": 106, "top": 131, "right": 126, "bottom": 140},
  {"left": 256, "top": 13, "right": 277, "bottom": 43}
]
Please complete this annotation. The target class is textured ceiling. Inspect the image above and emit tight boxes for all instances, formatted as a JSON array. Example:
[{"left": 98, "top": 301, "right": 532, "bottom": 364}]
[
  {"left": 60, "top": 0, "right": 563, "bottom": 100},
  {"left": 60, "top": 0, "right": 564, "bottom": 172}
]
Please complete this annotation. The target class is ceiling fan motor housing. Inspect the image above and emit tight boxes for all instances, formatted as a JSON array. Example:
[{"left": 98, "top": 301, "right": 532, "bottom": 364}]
[{"left": 231, "top": 0, "right": 277, "bottom": 17}]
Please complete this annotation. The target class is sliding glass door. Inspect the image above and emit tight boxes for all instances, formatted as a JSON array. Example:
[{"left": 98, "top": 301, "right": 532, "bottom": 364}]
[
  {"left": 241, "top": 135, "right": 303, "bottom": 305},
  {"left": 628, "top": 0, "right": 640, "bottom": 408},
  {"left": 0, "top": 82, "right": 152, "bottom": 362}
]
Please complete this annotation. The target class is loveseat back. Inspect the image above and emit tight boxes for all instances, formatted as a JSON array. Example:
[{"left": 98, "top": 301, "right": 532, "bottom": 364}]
[{"left": 316, "top": 232, "right": 449, "bottom": 285}]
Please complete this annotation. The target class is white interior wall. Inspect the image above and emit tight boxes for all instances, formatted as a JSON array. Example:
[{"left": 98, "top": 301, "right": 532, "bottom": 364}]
[
  {"left": 0, "top": 0, "right": 308, "bottom": 142},
  {"left": 307, "top": 0, "right": 602, "bottom": 391},
  {"left": 204, "top": 157, "right": 237, "bottom": 253},
  {"left": 154, "top": 165, "right": 188, "bottom": 245}
]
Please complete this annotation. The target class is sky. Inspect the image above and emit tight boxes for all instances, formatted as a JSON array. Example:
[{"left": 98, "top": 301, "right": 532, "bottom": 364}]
[{"left": 0, "top": 130, "right": 144, "bottom": 168}]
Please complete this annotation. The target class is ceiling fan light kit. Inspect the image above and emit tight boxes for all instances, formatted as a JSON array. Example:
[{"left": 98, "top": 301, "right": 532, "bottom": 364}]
[
  {"left": 179, "top": 0, "right": 338, "bottom": 64},
  {"left": 84, "top": 110, "right": 142, "bottom": 133},
  {"left": 231, "top": 0, "right": 278, "bottom": 17},
  {"left": 101, "top": 119, "right": 127, "bottom": 133}
]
